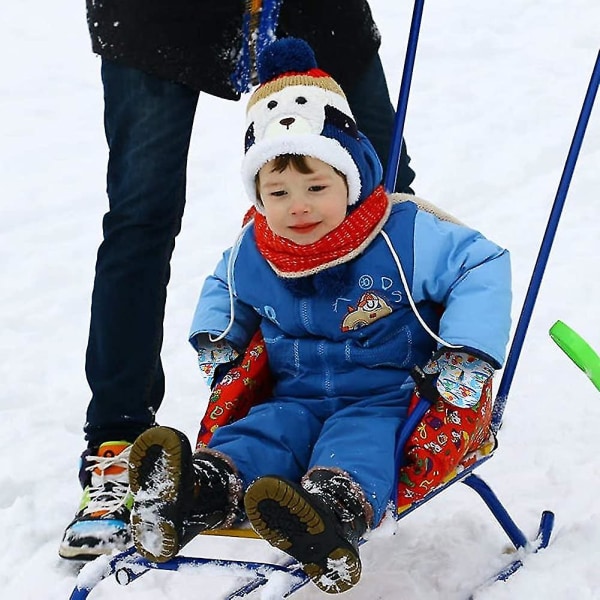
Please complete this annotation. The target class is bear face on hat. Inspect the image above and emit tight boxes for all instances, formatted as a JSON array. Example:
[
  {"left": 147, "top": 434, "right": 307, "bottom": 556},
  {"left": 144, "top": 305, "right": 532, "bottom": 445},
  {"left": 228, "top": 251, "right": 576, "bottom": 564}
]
[{"left": 241, "top": 37, "right": 383, "bottom": 211}]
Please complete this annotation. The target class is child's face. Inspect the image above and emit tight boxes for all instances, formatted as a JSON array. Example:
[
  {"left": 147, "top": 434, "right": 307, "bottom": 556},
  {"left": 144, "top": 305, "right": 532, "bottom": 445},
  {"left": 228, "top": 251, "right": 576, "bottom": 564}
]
[{"left": 257, "top": 156, "right": 348, "bottom": 245}]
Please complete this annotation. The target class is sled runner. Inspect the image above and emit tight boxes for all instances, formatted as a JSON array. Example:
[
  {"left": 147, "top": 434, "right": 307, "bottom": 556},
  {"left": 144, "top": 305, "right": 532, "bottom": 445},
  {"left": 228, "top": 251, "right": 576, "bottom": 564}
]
[{"left": 67, "top": 1, "right": 599, "bottom": 596}]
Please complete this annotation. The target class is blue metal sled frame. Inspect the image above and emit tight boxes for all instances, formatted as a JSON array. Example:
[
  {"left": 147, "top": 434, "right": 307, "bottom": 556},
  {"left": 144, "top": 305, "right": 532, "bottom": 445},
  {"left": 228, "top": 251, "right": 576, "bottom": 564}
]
[{"left": 68, "top": 441, "right": 554, "bottom": 600}]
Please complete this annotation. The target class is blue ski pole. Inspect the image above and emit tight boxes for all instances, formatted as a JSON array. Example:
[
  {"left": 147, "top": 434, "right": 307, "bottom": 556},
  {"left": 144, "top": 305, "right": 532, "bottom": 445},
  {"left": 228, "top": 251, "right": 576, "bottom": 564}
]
[
  {"left": 492, "top": 50, "right": 600, "bottom": 433},
  {"left": 384, "top": 0, "right": 425, "bottom": 192}
]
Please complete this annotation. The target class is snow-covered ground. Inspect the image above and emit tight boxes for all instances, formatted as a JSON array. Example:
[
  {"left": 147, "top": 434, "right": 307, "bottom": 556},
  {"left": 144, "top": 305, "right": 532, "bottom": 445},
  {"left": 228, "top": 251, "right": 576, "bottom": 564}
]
[{"left": 1, "top": 1, "right": 599, "bottom": 598}]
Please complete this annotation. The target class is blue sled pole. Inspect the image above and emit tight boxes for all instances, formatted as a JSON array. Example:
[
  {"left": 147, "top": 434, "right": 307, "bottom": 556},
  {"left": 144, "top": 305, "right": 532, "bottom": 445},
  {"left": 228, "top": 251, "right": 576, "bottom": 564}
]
[
  {"left": 492, "top": 50, "right": 600, "bottom": 433},
  {"left": 384, "top": 0, "right": 425, "bottom": 192}
]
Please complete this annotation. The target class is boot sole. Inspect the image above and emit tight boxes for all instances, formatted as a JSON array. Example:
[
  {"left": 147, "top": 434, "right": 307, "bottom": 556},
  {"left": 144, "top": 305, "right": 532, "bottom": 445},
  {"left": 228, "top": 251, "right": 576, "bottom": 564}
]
[
  {"left": 244, "top": 476, "right": 361, "bottom": 594},
  {"left": 128, "top": 427, "right": 192, "bottom": 562}
]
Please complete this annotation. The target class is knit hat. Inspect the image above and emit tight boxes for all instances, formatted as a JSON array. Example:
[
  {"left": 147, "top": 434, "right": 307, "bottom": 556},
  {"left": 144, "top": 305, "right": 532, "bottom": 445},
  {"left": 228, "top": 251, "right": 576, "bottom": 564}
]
[{"left": 241, "top": 37, "right": 383, "bottom": 211}]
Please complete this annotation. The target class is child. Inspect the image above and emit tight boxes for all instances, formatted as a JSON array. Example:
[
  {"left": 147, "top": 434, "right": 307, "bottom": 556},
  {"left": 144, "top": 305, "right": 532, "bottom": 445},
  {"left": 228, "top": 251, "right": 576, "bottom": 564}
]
[{"left": 128, "top": 38, "right": 511, "bottom": 594}]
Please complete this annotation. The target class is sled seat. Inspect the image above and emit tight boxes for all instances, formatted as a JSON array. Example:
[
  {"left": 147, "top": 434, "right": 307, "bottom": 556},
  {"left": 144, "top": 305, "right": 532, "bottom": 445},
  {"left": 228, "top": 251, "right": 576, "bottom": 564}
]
[{"left": 396, "top": 432, "right": 497, "bottom": 516}]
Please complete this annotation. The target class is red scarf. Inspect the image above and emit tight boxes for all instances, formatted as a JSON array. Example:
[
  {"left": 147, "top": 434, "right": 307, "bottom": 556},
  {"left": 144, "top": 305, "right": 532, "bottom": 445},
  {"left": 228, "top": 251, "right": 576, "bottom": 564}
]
[{"left": 253, "top": 185, "right": 391, "bottom": 278}]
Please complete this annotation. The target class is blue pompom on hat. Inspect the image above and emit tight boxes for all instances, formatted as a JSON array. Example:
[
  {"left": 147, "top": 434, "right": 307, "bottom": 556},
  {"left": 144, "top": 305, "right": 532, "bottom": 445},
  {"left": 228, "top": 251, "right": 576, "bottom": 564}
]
[
  {"left": 241, "top": 38, "right": 383, "bottom": 210},
  {"left": 256, "top": 36, "right": 318, "bottom": 82}
]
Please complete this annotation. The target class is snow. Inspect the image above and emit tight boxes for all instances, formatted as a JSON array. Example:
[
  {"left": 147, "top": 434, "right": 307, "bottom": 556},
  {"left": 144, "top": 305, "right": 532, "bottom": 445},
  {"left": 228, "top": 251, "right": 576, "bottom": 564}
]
[{"left": 1, "top": 0, "right": 599, "bottom": 598}]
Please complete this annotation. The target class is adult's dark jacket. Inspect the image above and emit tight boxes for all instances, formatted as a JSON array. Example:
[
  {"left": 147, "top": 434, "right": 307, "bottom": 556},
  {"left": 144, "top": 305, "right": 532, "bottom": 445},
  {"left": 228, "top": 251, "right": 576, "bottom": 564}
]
[{"left": 85, "top": 0, "right": 382, "bottom": 100}]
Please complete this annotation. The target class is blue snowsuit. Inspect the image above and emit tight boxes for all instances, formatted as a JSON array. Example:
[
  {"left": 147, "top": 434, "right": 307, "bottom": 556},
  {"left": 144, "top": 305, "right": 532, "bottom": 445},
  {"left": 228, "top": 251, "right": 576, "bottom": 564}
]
[{"left": 190, "top": 198, "right": 511, "bottom": 524}]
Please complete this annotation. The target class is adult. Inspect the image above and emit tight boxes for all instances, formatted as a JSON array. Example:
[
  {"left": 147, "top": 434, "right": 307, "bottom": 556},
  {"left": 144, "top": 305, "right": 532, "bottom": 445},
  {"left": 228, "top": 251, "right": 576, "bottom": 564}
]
[{"left": 59, "top": 0, "right": 415, "bottom": 560}]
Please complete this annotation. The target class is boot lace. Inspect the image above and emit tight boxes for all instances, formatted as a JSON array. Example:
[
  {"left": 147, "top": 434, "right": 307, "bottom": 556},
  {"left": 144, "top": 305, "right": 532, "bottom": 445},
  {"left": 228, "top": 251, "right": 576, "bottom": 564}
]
[{"left": 82, "top": 446, "right": 131, "bottom": 517}]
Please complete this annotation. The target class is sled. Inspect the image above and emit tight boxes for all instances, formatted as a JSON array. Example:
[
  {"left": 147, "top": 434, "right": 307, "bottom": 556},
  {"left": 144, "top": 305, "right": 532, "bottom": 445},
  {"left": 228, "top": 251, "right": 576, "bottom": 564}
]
[
  {"left": 67, "top": 3, "right": 599, "bottom": 598},
  {"left": 67, "top": 400, "right": 554, "bottom": 600},
  {"left": 67, "top": 404, "right": 553, "bottom": 600}
]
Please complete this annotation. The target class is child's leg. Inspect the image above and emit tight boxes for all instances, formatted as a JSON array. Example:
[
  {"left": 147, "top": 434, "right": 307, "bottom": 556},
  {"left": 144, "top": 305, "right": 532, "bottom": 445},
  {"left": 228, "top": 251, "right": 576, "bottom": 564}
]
[
  {"left": 128, "top": 426, "right": 241, "bottom": 562},
  {"left": 206, "top": 399, "right": 324, "bottom": 486},
  {"left": 309, "top": 390, "right": 412, "bottom": 526},
  {"left": 244, "top": 469, "right": 368, "bottom": 594},
  {"left": 242, "top": 390, "right": 412, "bottom": 594}
]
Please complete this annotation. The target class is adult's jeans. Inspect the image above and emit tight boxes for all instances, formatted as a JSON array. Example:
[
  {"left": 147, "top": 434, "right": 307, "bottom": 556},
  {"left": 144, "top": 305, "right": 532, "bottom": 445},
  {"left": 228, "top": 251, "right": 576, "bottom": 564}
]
[
  {"left": 346, "top": 54, "right": 415, "bottom": 193},
  {"left": 84, "top": 56, "right": 415, "bottom": 447},
  {"left": 84, "top": 60, "right": 200, "bottom": 446}
]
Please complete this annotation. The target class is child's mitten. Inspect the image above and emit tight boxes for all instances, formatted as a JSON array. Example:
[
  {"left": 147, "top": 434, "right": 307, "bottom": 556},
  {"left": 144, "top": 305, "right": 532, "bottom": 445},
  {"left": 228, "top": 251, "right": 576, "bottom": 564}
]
[
  {"left": 416, "top": 349, "right": 494, "bottom": 408},
  {"left": 196, "top": 338, "right": 239, "bottom": 388}
]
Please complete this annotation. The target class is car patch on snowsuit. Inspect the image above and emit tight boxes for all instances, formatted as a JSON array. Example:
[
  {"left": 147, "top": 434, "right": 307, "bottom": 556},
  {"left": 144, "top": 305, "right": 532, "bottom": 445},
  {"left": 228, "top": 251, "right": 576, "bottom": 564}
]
[{"left": 341, "top": 291, "right": 393, "bottom": 332}]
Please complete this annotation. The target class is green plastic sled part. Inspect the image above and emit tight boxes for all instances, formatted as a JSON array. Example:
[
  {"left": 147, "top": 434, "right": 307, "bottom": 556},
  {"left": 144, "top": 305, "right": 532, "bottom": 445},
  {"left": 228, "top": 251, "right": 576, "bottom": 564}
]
[{"left": 549, "top": 320, "right": 600, "bottom": 392}]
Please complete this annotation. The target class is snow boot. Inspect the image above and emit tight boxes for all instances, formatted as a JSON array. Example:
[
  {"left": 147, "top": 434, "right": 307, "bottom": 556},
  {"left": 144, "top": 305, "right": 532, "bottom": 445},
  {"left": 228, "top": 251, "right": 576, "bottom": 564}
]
[
  {"left": 244, "top": 469, "right": 369, "bottom": 594},
  {"left": 59, "top": 441, "right": 133, "bottom": 560},
  {"left": 129, "top": 426, "right": 240, "bottom": 562}
]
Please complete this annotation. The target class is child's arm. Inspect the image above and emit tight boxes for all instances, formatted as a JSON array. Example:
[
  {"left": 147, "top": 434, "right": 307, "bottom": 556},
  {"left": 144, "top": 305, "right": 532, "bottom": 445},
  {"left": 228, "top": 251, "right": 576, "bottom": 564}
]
[
  {"left": 411, "top": 211, "right": 512, "bottom": 368},
  {"left": 189, "top": 248, "right": 261, "bottom": 361}
]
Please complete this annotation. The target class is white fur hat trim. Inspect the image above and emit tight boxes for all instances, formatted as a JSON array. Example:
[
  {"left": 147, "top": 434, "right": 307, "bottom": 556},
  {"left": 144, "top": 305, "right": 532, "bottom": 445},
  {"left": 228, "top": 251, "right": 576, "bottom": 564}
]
[{"left": 241, "top": 133, "right": 362, "bottom": 212}]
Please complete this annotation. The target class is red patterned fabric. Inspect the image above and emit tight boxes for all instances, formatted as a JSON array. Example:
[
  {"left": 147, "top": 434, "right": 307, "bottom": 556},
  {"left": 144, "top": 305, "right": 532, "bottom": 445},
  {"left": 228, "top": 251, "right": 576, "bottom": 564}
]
[
  {"left": 253, "top": 185, "right": 390, "bottom": 277},
  {"left": 396, "top": 380, "right": 493, "bottom": 506},
  {"left": 195, "top": 330, "right": 273, "bottom": 450}
]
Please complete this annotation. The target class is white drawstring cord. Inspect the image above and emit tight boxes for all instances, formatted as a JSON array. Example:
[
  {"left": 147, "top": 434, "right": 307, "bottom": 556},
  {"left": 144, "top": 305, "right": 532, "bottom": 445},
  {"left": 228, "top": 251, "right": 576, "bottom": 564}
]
[
  {"left": 208, "top": 220, "right": 254, "bottom": 344},
  {"left": 380, "top": 230, "right": 460, "bottom": 349}
]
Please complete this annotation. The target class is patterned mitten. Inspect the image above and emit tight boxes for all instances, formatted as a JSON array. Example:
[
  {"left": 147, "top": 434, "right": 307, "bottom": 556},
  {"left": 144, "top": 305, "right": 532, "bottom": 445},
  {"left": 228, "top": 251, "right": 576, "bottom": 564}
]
[
  {"left": 197, "top": 339, "right": 239, "bottom": 389},
  {"left": 421, "top": 349, "right": 494, "bottom": 408}
]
